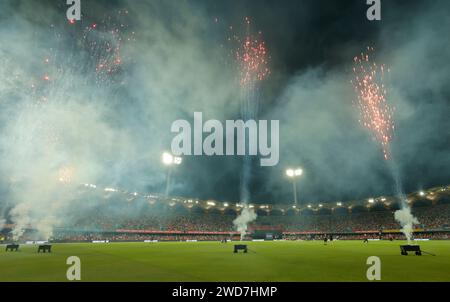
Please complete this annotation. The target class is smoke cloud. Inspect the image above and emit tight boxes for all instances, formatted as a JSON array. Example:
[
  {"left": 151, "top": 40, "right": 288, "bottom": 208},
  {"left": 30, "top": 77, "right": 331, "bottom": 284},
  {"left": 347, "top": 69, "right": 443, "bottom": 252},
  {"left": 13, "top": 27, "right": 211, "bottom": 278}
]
[
  {"left": 394, "top": 207, "right": 419, "bottom": 244},
  {"left": 259, "top": 1, "right": 450, "bottom": 203},
  {"left": 0, "top": 0, "right": 243, "bottom": 239},
  {"left": 233, "top": 207, "right": 257, "bottom": 241}
]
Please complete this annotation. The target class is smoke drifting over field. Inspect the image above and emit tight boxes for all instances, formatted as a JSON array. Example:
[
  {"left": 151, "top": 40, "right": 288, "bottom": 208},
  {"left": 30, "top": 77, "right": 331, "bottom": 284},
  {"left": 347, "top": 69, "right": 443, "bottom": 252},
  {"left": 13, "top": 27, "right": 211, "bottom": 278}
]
[
  {"left": 0, "top": 0, "right": 448, "bottom": 239},
  {"left": 233, "top": 207, "right": 257, "bottom": 241},
  {"left": 394, "top": 207, "right": 419, "bottom": 244}
]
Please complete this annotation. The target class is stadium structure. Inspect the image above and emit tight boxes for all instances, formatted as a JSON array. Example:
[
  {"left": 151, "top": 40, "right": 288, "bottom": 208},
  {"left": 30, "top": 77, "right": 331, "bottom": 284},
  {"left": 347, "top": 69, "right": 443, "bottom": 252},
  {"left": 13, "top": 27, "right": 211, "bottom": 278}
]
[
  {"left": 0, "top": 0, "right": 449, "bottom": 284},
  {"left": 1, "top": 185, "right": 448, "bottom": 243}
]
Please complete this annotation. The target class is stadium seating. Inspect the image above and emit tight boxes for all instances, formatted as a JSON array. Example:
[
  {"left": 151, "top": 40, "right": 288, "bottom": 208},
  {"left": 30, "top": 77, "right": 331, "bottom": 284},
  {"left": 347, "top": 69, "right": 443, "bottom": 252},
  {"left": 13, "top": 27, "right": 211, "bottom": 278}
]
[{"left": 2, "top": 201, "right": 449, "bottom": 242}]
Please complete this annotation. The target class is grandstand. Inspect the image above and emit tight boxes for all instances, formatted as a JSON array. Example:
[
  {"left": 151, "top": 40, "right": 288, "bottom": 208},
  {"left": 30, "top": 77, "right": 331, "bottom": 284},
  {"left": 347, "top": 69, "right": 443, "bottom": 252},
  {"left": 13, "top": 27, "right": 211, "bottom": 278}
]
[{"left": 1, "top": 185, "right": 449, "bottom": 243}]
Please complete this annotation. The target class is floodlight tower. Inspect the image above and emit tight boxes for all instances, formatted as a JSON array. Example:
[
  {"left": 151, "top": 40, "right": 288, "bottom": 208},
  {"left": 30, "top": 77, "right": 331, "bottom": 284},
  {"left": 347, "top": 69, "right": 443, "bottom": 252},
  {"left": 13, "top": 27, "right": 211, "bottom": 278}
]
[
  {"left": 286, "top": 168, "right": 303, "bottom": 206},
  {"left": 162, "top": 152, "right": 182, "bottom": 197}
]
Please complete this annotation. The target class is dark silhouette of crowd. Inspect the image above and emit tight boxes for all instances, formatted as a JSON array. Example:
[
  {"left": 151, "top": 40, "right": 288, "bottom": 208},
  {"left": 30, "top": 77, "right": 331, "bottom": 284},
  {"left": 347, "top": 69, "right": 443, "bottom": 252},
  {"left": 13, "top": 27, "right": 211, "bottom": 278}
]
[
  {"left": 63, "top": 203, "right": 449, "bottom": 234},
  {"left": 2, "top": 202, "right": 449, "bottom": 242}
]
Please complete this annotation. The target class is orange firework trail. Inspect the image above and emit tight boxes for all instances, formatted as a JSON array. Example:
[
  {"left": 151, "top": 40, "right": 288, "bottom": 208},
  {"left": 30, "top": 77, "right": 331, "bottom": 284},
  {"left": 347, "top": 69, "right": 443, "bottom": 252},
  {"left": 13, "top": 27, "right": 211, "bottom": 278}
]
[
  {"left": 227, "top": 17, "right": 270, "bottom": 204},
  {"left": 351, "top": 47, "right": 395, "bottom": 160},
  {"left": 233, "top": 17, "right": 270, "bottom": 88}
]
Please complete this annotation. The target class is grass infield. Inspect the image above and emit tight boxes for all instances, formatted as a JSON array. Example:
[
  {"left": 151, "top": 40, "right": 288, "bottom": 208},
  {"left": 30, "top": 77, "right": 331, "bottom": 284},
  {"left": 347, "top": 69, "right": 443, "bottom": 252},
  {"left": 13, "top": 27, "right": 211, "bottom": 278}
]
[{"left": 1, "top": 240, "right": 449, "bottom": 282}]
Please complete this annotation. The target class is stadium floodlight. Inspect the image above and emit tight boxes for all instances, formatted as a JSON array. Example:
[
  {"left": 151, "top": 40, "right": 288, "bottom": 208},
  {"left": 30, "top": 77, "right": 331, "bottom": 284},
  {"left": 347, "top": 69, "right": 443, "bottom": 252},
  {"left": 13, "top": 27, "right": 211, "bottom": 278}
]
[
  {"left": 286, "top": 168, "right": 303, "bottom": 177},
  {"left": 286, "top": 169, "right": 295, "bottom": 177},
  {"left": 319, "top": 204, "right": 323, "bottom": 207},
  {"left": 162, "top": 152, "right": 174, "bottom": 165},
  {"left": 337, "top": 202, "right": 342, "bottom": 206},
  {"left": 368, "top": 198, "right": 375, "bottom": 204},
  {"left": 307, "top": 204, "right": 312, "bottom": 208},
  {"left": 285, "top": 167, "right": 303, "bottom": 206},
  {"left": 223, "top": 202, "right": 229, "bottom": 207},
  {"left": 419, "top": 191, "right": 425, "bottom": 197},
  {"left": 294, "top": 168, "right": 303, "bottom": 176},
  {"left": 162, "top": 152, "right": 182, "bottom": 197},
  {"left": 173, "top": 156, "right": 182, "bottom": 165},
  {"left": 207, "top": 201, "right": 216, "bottom": 206}
]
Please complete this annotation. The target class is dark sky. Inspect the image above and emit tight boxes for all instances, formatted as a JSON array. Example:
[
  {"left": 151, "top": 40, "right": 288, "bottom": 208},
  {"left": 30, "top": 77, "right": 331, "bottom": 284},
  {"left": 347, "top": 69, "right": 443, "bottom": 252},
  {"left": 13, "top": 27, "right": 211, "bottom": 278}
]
[{"left": 165, "top": 0, "right": 449, "bottom": 203}]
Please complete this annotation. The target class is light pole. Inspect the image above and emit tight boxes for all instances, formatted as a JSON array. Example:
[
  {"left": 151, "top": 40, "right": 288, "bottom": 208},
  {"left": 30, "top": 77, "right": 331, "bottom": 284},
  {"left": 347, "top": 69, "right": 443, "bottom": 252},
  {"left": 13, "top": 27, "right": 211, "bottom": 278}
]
[
  {"left": 162, "top": 152, "right": 182, "bottom": 197},
  {"left": 286, "top": 168, "right": 303, "bottom": 206}
]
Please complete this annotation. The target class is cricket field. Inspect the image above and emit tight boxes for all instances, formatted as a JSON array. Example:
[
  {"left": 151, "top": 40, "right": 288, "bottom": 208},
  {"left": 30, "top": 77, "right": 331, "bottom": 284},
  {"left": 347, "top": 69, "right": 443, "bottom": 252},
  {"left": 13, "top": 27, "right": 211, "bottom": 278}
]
[{"left": 1, "top": 240, "right": 449, "bottom": 282}]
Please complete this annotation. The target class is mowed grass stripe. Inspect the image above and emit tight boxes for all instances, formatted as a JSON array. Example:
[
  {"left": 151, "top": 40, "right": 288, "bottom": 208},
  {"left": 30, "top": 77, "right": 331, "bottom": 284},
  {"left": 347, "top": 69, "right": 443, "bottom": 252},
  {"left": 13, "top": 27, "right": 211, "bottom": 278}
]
[{"left": 0, "top": 241, "right": 449, "bottom": 281}]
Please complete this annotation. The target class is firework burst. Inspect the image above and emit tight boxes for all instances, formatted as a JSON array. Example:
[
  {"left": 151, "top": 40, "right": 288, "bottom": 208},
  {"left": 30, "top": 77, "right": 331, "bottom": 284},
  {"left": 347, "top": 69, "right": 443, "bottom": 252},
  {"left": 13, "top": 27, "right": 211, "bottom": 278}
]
[
  {"left": 351, "top": 47, "right": 395, "bottom": 160},
  {"left": 231, "top": 17, "right": 270, "bottom": 88}
]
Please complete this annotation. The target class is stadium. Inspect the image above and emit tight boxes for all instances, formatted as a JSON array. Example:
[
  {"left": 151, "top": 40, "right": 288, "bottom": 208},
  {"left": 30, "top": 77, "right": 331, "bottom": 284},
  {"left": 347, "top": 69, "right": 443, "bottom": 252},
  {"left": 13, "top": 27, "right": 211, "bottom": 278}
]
[
  {"left": 0, "top": 0, "right": 450, "bottom": 286},
  {"left": 1, "top": 185, "right": 449, "bottom": 281}
]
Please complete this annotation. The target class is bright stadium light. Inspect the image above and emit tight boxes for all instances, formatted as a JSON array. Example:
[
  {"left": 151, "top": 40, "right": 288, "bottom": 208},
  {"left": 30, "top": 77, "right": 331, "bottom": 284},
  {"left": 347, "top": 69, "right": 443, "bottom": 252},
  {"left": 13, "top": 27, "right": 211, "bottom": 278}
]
[
  {"left": 285, "top": 167, "right": 303, "bottom": 207},
  {"left": 319, "top": 204, "right": 323, "bottom": 208},
  {"left": 337, "top": 202, "right": 342, "bottom": 206},
  {"left": 286, "top": 169, "right": 294, "bottom": 177},
  {"left": 368, "top": 198, "right": 375, "bottom": 204},
  {"left": 307, "top": 204, "right": 312, "bottom": 208},
  {"left": 223, "top": 202, "right": 229, "bottom": 207},
  {"left": 162, "top": 152, "right": 174, "bottom": 165},
  {"left": 173, "top": 156, "right": 182, "bottom": 165},
  {"left": 162, "top": 152, "right": 182, "bottom": 197},
  {"left": 419, "top": 191, "right": 425, "bottom": 197},
  {"left": 294, "top": 168, "right": 303, "bottom": 176}
]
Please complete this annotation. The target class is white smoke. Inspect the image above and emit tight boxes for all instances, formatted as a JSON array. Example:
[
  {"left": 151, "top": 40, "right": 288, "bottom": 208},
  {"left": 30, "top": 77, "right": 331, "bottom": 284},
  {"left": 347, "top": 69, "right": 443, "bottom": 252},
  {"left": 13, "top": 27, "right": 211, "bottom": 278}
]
[
  {"left": 233, "top": 207, "right": 257, "bottom": 241},
  {"left": 0, "top": 1, "right": 241, "bottom": 240},
  {"left": 10, "top": 203, "right": 31, "bottom": 241},
  {"left": 389, "top": 161, "right": 420, "bottom": 245},
  {"left": 394, "top": 207, "right": 419, "bottom": 244},
  {"left": 0, "top": 218, "right": 5, "bottom": 230}
]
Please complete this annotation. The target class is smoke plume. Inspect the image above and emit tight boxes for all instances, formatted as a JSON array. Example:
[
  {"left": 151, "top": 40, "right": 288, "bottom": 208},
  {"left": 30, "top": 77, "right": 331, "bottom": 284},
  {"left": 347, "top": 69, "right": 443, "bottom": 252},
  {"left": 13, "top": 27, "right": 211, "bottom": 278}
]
[
  {"left": 233, "top": 207, "right": 257, "bottom": 241},
  {"left": 394, "top": 207, "right": 419, "bottom": 244}
]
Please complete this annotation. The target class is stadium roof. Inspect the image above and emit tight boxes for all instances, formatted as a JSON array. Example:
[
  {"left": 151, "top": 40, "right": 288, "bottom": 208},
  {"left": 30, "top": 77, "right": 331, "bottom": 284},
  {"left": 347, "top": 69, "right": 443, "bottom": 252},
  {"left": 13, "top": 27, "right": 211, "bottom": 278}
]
[{"left": 79, "top": 183, "right": 450, "bottom": 214}]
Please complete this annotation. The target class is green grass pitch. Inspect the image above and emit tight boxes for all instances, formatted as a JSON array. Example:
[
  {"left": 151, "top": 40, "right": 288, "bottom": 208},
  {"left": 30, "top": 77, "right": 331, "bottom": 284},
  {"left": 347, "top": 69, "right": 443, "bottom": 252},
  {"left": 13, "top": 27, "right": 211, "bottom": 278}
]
[{"left": 1, "top": 240, "right": 449, "bottom": 282}]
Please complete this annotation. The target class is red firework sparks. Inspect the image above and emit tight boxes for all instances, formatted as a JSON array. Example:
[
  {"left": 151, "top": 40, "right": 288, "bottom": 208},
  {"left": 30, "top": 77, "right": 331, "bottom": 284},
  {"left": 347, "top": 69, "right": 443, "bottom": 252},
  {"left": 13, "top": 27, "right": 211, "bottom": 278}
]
[
  {"left": 351, "top": 47, "right": 395, "bottom": 160},
  {"left": 233, "top": 17, "right": 270, "bottom": 87}
]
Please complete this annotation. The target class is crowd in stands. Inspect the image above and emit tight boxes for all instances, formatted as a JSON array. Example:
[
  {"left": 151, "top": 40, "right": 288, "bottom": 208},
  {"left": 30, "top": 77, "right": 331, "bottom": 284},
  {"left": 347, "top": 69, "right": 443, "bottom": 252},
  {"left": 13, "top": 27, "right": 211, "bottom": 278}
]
[
  {"left": 261, "top": 205, "right": 450, "bottom": 233},
  {"left": 2, "top": 202, "right": 449, "bottom": 242},
  {"left": 283, "top": 232, "right": 450, "bottom": 241},
  {"left": 69, "top": 213, "right": 235, "bottom": 232},
  {"left": 51, "top": 232, "right": 242, "bottom": 242},
  {"left": 63, "top": 203, "right": 450, "bottom": 234}
]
